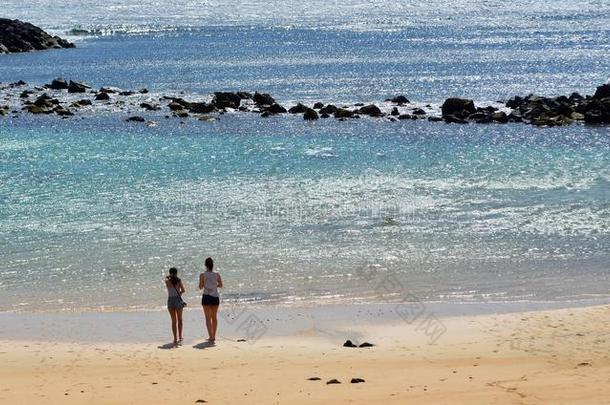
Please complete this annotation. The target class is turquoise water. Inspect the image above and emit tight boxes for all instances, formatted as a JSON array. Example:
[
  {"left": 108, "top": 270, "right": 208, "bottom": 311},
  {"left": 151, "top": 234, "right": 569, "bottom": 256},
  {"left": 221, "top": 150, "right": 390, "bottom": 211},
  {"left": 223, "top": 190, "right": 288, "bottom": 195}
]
[{"left": 0, "top": 0, "right": 609, "bottom": 311}]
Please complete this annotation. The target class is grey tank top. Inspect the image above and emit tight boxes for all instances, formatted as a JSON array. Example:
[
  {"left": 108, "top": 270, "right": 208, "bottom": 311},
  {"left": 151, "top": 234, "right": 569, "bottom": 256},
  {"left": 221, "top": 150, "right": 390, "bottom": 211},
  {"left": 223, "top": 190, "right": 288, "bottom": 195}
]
[
  {"left": 202, "top": 271, "right": 219, "bottom": 297},
  {"left": 167, "top": 282, "right": 180, "bottom": 297}
]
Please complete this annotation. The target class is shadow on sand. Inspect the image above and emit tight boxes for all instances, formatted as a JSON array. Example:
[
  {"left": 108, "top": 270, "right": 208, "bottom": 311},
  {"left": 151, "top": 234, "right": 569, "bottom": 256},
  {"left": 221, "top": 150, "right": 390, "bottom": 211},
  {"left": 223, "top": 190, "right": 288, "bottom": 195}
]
[
  {"left": 157, "top": 342, "right": 179, "bottom": 349},
  {"left": 193, "top": 341, "right": 216, "bottom": 350}
]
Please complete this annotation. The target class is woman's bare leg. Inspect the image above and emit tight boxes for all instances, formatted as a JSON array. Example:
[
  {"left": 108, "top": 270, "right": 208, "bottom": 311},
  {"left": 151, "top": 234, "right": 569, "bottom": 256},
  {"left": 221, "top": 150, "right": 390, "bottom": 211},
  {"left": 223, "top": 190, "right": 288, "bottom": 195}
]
[
  {"left": 176, "top": 307, "right": 184, "bottom": 341},
  {"left": 203, "top": 306, "right": 213, "bottom": 340},
  {"left": 168, "top": 308, "right": 178, "bottom": 343},
  {"left": 210, "top": 305, "right": 219, "bottom": 341}
]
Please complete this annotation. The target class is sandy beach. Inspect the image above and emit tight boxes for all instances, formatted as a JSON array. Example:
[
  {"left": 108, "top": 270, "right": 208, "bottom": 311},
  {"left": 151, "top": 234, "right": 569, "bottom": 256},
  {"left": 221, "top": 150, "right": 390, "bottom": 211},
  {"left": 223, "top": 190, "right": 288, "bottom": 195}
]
[{"left": 1, "top": 303, "right": 608, "bottom": 404}]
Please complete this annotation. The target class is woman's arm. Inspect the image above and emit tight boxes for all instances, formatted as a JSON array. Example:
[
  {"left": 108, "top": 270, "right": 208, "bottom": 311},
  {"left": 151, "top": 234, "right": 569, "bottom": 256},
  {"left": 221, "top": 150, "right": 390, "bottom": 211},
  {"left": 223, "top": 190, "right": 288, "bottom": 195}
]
[
  {"left": 199, "top": 273, "right": 204, "bottom": 290},
  {"left": 179, "top": 281, "right": 186, "bottom": 294},
  {"left": 217, "top": 273, "right": 223, "bottom": 288}
]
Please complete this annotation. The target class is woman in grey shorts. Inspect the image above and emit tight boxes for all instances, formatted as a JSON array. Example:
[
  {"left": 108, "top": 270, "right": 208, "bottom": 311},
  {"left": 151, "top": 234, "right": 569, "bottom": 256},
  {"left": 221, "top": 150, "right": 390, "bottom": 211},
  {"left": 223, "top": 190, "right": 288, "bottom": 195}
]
[{"left": 166, "top": 267, "right": 185, "bottom": 346}]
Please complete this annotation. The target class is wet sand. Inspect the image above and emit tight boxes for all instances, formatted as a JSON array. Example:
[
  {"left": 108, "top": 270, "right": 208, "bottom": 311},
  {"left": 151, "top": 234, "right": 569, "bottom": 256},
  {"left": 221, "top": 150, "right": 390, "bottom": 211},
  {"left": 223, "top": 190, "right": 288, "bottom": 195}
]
[{"left": 0, "top": 304, "right": 608, "bottom": 404}]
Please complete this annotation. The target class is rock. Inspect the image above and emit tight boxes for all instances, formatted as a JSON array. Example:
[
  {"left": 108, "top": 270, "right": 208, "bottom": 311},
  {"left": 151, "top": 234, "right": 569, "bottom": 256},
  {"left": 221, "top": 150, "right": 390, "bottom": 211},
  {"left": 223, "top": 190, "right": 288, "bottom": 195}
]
[
  {"left": 387, "top": 95, "right": 410, "bottom": 104},
  {"left": 168, "top": 102, "right": 185, "bottom": 111},
  {"left": 99, "top": 87, "right": 118, "bottom": 94},
  {"left": 359, "top": 342, "right": 374, "bottom": 348},
  {"left": 213, "top": 92, "right": 241, "bottom": 109},
  {"left": 139, "top": 88, "right": 149, "bottom": 94},
  {"left": 48, "top": 77, "right": 69, "bottom": 90},
  {"left": 33, "top": 93, "right": 59, "bottom": 108},
  {"left": 320, "top": 113, "right": 330, "bottom": 118},
  {"left": 288, "top": 103, "right": 308, "bottom": 114},
  {"left": 334, "top": 108, "right": 354, "bottom": 119},
  {"left": 307, "top": 377, "right": 321, "bottom": 381},
  {"left": 24, "top": 105, "right": 52, "bottom": 114},
  {"left": 303, "top": 107, "right": 319, "bottom": 120},
  {"left": 175, "top": 111, "right": 189, "bottom": 118},
  {"left": 593, "top": 84, "right": 610, "bottom": 99},
  {"left": 412, "top": 108, "right": 426, "bottom": 115},
  {"left": 506, "top": 96, "right": 524, "bottom": 109},
  {"left": 94, "top": 92, "right": 110, "bottom": 101},
  {"left": 343, "top": 340, "right": 357, "bottom": 348},
  {"left": 357, "top": 104, "right": 383, "bottom": 117},
  {"left": 262, "top": 103, "right": 286, "bottom": 114},
  {"left": 260, "top": 111, "right": 271, "bottom": 118},
  {"left": 0, "top": 19, "right": 74, "bottom": 53},
  {"left": 188, "top": 102, "right": 215, "bottom": 114},
  {"left": 390, "top": 107, "right": 399, "bottom": 116},
  {"left": 319, "top": 104, "right": 338, "bottom": 115},
  {"left": 570, "top": 112, "right": 585, "bottom": 120},
  {"left": 140, "top": 102, "right": 160, "bottom": 111},
  {"left": 119, "top": 91, "right": 135, "bottom": 96},
  {"left": 491, "top": 111, "right": 508, "bottom": 123},
  {"left": 126, "top": 116, "right": 145, "bottom": 122},
  {"left": 20, "top": 90, "right": 34, "bottom": 98},
  {"left": 444, "top": 114, "right": 468, "bottom": 124},
  {"left": 68, "top": 80, "right": 90, "bottom": 93},
  {"left": 237, "top": 91, "right": 252, "bottom": 99},
  {"left": 253, "top": 92, "right": 275, "bottom": 106},
  {"left": 441, "top": 98, "right": 476, "bottom": 118},
  {"left": 313, "top": 102, "right": 324, "bottom": 109},
  {"left": 54, "top": 107, "right": 74, "bottom": 116},
  {"left": 428, "top": 116, "right": 443, "bottom": 122},
  {"left": 326, "top": 379, "right": 341, "bottom": 385},
  {"left": 350, "top": 378, "right": 366, "bottom": 384},
  {"left": 569, "top": 92, "right": 583, "bottom": 102},
  {"left": 195, "top": 400, "right": 207, "bottom": 403}
]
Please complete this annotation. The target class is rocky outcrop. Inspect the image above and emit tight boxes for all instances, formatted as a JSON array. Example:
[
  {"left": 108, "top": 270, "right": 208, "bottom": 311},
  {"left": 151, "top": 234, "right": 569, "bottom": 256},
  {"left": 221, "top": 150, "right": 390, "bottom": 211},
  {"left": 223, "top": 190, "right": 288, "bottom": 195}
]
[
  {"left": 0, "top": 19, "right": 74, "bottom": 54},
  {"left": 3, "top": 78, "right": 610, "bottom": 127}
]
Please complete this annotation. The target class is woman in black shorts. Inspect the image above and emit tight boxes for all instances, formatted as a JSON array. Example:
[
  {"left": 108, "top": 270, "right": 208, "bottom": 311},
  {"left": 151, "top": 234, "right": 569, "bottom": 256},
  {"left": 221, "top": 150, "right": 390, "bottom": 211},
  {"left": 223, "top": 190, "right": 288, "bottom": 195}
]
[
  {"left": 199, "top": 257, "right": 222, "bottom": 342},
  {"left": 165, "top": 267, "right": 185, "bottom": 346}
]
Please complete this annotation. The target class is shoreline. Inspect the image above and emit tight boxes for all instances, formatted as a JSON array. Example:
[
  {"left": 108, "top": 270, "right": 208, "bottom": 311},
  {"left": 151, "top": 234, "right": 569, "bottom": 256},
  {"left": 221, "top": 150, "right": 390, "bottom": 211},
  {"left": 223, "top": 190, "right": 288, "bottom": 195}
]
[
  {"left": 2, "top": 299, "right": 610, "bottom": 344},
  {"left": 1, "top": 303, "right": 608, "bottom": 404}
]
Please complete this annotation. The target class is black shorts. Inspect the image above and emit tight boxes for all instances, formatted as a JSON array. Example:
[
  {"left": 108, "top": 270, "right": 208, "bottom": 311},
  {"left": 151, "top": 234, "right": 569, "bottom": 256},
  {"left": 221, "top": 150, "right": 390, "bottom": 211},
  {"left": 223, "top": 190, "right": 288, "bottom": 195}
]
[{"left": 202, "top": 294, "right": 220, "bottom": 306}]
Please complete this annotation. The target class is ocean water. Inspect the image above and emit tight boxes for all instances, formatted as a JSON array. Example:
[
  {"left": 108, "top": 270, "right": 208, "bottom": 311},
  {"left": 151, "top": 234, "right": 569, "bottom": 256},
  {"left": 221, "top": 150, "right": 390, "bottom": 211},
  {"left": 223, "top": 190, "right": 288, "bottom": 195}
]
[{"left": 0, "top": 0, "right": 609, "bottom": 311}]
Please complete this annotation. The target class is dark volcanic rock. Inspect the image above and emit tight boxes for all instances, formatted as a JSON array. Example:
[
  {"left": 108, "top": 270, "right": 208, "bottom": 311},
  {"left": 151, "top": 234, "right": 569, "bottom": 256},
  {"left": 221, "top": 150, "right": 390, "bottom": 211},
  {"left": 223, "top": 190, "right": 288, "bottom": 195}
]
[
  {"left": 313, "top": 102, "right": 324, "bottom": 109},
  {"left": 94, "top": 92, "right": 110, "bottom": 101},
  {"left": 288, "top": 103, "right": 308, "bottom": 114},
  {"left": 357, "top": 104, "right": 383, "bottom": 117},
  {"left": 188, "top": 102, "right": 215, "bottom": 114},
  {"left": 0, "top": 19, "right": 74, "bottom": 53},
  {"left": 68, "top": 80, "right": 90, "bottom": 93},
  {"left": 303, "top": 107, "right": 319, "bottom": 120},
  {"left": 387, "top": 95, "right": 410, "bottom": 104},
  {"left": 441, "top": 98, "right": 476, "bottom": 118},
  {"left": 444, "top": 114, "right": 468, "bottom": 124},
  {"left": 350, "top": 378, "right": 366, "bottom": 384},
  {"left": 334, "top": 108, "right": 354, "bottom": 119},
  {"left": 265, "top": 103, "right": 287, "bottom": 114},
  {"left": 213, "top": 92, "right": 242, "bottom": 109},
  {"left": 326, "top": 379, "right": 341, "bottom": 385},
  {"left": 253, "top": 92, "right": 275, "bottom": 106},
  {"left": 49, "top": 77, "right": 69, "bottom": 90},
  {"left": 319, "top": 104, "right": 338, "bottom": 115},
  {"left": 126, "top": 116, "right": 145, "bottom": 122},
  {"left": 593, "top": 84, "right": 610, "bottom": 100},
  {"left": 343, "top": 340, "right": 357, "bottom": 348},
  {"left": 140, "top": 102, "right": 160, "bottom": 111}
]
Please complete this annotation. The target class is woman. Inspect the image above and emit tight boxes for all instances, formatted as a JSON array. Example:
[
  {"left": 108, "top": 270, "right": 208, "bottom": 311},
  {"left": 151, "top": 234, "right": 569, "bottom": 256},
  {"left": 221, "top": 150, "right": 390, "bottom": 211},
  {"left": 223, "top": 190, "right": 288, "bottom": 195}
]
[
  {"left": 199, "top": 257, "right": 222, "bottom": 342},
  {"left": 165, "top": 267, "right": 185, "bottom": 346}
]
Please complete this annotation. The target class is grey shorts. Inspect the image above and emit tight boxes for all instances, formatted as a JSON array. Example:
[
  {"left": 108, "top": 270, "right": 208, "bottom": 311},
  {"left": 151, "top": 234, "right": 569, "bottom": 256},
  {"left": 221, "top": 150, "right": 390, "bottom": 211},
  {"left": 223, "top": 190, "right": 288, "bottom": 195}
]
[{"left": 167, "top": 296, "right": 184, "bottom": 310}]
